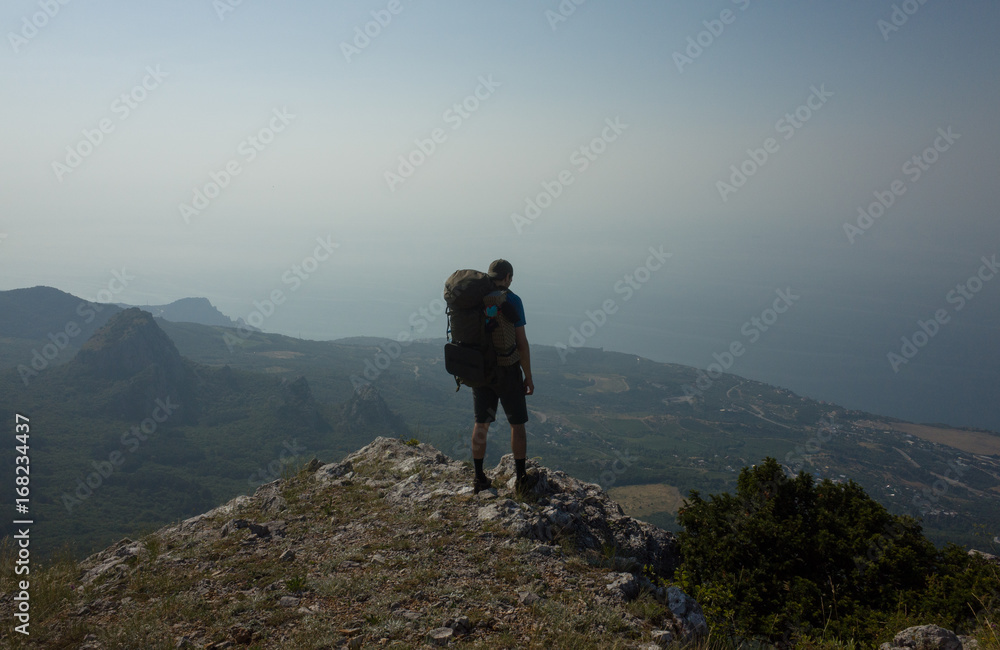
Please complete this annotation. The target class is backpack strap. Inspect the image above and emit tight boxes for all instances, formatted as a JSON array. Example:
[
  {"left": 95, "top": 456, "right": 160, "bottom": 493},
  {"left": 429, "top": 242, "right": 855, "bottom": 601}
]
[{"left": 484, "top": 290, "right": 519, "bottom": 365}]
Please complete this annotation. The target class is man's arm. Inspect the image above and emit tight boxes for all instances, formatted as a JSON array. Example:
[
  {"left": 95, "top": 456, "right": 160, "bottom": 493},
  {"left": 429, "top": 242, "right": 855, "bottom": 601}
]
[{"left": 515, "top": 326, "right": 533, "bottom": 395}]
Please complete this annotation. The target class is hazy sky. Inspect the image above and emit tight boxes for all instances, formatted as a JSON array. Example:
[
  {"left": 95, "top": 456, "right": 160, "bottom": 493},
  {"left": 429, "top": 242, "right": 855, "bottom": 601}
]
[{"left": 2, "top": 1, "right": 999, "bottom": 426}]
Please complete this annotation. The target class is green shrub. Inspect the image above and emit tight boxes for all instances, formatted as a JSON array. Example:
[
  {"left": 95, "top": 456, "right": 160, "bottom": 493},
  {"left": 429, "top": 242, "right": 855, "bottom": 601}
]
[{"left": 676, "top": 457, "right": 997, "bottom": 645}]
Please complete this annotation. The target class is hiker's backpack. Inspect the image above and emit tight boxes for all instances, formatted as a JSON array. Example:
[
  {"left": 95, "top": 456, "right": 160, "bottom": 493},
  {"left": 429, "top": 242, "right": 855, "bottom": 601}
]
[{"left": 443, "top": 270, "right": 519, "bottom": 391}]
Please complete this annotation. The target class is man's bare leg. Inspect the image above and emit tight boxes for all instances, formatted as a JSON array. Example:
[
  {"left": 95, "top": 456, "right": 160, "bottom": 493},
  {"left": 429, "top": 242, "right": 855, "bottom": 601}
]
[{"left": 472, "top": 422, "right": 490, "bottom": 461}]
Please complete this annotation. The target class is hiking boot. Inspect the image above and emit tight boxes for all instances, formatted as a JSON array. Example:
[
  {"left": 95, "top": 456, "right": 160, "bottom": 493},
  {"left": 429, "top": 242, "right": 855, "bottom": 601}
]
[
  {"left": 515, "top": 472, "right": 538, "bottom": 496},
  {"left": 473, "top": 474, "right": 492, "bottom": 494}
]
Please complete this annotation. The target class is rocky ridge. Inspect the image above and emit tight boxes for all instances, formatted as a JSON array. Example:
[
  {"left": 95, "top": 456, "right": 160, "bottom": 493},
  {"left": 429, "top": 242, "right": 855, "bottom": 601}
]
[{"left": 5, "top": 437, "right": 707, "bottom": 648}]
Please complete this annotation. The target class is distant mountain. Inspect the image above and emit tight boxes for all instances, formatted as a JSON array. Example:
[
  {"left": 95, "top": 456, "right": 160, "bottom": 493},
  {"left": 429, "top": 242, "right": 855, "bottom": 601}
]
[
  {"left": 0, "top": 286, "right": 118, "bottom": 338},
  {"left": 0, "top": 286, "right": 122, "bottom": 372},
  {"left": 0, "top": 288, "right": 247, "bottom": 374},
  {"left": 117, "top": 296, "right": 243, "bottom": 328},
  {"left": 74, "top": 308, "right": 186, "bottom": 380},
  {"left": 277, "top": 375, "right": 333, "bottom": 434},
  {"left": 65, "top": 307, "right": 198, "bottom": 422}
]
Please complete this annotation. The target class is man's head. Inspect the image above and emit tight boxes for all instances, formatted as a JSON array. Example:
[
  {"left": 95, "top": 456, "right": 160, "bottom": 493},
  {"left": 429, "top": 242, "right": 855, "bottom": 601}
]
[{"left": 488, "top": 259, "right": 513, "bottom": 287}]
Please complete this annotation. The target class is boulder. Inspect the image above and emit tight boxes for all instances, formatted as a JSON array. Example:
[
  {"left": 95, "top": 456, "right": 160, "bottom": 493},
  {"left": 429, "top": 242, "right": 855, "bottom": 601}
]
[{"left": 879, "top": 624, "right": 963, "bottom": 650}]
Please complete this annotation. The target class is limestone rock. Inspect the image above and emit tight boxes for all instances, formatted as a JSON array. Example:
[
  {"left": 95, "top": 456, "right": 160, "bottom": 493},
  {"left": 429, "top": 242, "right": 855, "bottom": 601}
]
[
  {"left": 666, "top": 586, "right": 709, "bottom": 641},
  {"left": 429, "top": 626, "right": 454, "bottom": 645},
  {"left": 879, "top": 624, "right": 963, "bottom": 650},
  {"left": 605, "top": 572, "right": 641, "bottom": 602},
  {"left": 487, "top": 454, "right": 680, "bottom": 576},
  {"left": 313, "top": 460, "right": 353, "bottom": 484},
  {"left": 444, "top": 615, "right": 471, "bottom": 634}
]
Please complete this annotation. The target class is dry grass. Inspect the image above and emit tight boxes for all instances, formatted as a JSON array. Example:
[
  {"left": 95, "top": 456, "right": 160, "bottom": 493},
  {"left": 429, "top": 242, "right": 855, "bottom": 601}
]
[
  {"left": 892, "top": 422, "right": 1000, "bottom": 456},
  {"left": 564, "top": 372, "right": 630, "bottom": 394},
  {"left": 609, "top": 483, "right": 686, "bottom": 518}
]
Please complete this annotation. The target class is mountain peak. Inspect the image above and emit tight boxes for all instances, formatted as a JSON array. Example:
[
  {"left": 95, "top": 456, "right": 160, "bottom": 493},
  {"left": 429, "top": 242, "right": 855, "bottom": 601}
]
[
  {"left": 67, "top": 308, "right": 194, "bottom": 421},
  {"left": 74, "top": 308, "right": 185, "bottom": 381},
  {"left": 48, "top": 437, "right": 706, "bottom": 647},
  {"left": 0, "top": 285, "right": 121, "bottom": 340},
  {"left": 117, "top": 296, "right": 240, "bottom": 328},
  {"left": 341, "top": 385, "right": 412, "bottom": 439}
]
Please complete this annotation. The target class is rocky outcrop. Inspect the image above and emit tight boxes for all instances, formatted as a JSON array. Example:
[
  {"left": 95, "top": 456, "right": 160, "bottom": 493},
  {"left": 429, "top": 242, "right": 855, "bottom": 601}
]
[
  {"left": 968, "top": 549, "right": 999, "bottom": 566},
  {"left": 878, "top": 625, "right": 969, "bottom": 650},
  {"left": 483, "top": 454, "right": 680, "bottom": 577},
  {"left": 339, "top": 384, "right": 412, "bottom": 438},
  {"left": 323, "top": 437, "right": 705, "bottom": 639},
  {"left": 74, "top": 308, "right": 187, "bottom": 384},
  {"left": 277, "top": 375, "right": 331, "bottom": 432},
  {"left": 68, "top": 307, "right": 194, "bottom": 421},
  {"left": 328, "top": 437, "right": 682, "bottom": 577},
  {"left": 31, "top": 436, "right": 708, "bottom": 648}
]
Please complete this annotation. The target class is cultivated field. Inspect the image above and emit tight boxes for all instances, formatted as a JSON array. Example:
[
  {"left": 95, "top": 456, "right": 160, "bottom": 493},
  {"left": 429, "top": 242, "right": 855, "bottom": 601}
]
[
  {"left": 608, "top": 482, "right": 686, "bottom": 518},
  {"left": 892, "top": 423, "right": 1000, "bottom": 456}
]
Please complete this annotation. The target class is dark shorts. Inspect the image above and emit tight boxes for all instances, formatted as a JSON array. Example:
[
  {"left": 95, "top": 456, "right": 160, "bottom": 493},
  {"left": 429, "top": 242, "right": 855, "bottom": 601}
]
[{"left": 473, "top": 365, "right": 528, "bottom": 425}]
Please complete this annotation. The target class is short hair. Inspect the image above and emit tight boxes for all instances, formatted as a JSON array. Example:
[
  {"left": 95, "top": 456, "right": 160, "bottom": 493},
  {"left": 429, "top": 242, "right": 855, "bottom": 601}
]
[{"left": 488, "top": 259, "right": 513, "bottom": 280}]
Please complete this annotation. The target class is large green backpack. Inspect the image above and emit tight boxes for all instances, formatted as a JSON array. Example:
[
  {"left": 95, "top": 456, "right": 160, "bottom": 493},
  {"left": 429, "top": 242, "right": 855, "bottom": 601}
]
[{"left": 443, "top": 270, "right": 518, "bottom": 391}]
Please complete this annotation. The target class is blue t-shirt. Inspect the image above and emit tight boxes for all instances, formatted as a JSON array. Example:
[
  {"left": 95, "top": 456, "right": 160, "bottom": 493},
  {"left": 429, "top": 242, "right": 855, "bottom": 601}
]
[{"left": 504, "top": 291, "right": 526, "bottom": 328}]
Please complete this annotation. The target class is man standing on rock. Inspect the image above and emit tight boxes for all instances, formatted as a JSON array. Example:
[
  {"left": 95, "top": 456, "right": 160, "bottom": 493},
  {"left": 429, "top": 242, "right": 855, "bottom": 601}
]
[{"left": 472, "top": 259, "right": 535, "bottom": 495}]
